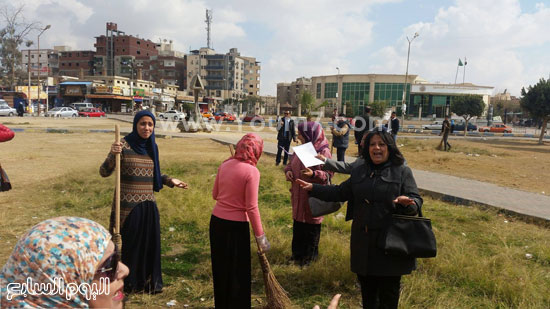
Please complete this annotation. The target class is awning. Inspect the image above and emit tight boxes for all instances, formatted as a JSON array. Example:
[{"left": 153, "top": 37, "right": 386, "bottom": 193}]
[
  {"left": 86, "top": 94, "right": 131, "bottom": 100},
  {"left": 60, "top": 81, "right": 93, "bottom": 85}
]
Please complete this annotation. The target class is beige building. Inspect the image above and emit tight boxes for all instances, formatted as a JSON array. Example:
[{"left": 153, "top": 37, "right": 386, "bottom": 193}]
[
  {"left": 241, "top": 55, "right": 260, "bottom": 96},
  {"left": 261, "top": 95, "right": 277, "bottom": 114},
  {"left": 276, "top": 77, "right": 312, "bottom": 111}
]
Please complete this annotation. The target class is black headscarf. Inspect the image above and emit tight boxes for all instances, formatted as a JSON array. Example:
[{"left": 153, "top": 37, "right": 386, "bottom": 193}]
[{"left": 124, "top": 110, "right": 163, "bottom": 192}]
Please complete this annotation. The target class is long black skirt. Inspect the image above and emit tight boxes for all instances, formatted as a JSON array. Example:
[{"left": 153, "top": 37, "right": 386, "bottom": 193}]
[
  {"left": 121, "top": 201, "right": 163, "bottom": 294},
  {"left": 209, "top": 215, "right": 251, "bottom": 309},
  {"left": 291, "top": 220, "right": 321, "bottom": 266}
]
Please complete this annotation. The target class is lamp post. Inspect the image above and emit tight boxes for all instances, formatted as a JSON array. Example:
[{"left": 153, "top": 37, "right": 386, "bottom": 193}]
[
  {"left": 36, "top": 24, "right": 51, "bottom": 116},
  {"left": 401, "top": 32, "right": 419, "bottom": 124},
  {"left": 336, "top": 67, "right": 340, "bottom": 113}
]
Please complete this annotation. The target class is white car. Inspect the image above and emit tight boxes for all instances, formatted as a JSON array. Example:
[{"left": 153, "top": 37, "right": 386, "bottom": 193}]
[
  {"left": 158, "top": 110, "right": 186, "bottom": 121},
  {"left": 0, "top": 105, "right": 16, "bottom": 116},
  {"left": 423, "top": 121, "right": 443, "bottom": 130},
  {"left": 46, "top": 107, "right": 78, "bottom": 118}
]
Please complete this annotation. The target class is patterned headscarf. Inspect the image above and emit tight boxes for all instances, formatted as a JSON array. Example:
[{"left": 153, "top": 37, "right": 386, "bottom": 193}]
[
  {"left": 233, "top": 133, "right": 264, "bottom": 166},
  {"left": 124, "top": 110, "right": 163, "bottom": 192},
  {"left": 298, "top": 121, "right": 330, "bottom": 152},
  {"left": 0, "top": 217, "right": 111, "bottom": 308}
]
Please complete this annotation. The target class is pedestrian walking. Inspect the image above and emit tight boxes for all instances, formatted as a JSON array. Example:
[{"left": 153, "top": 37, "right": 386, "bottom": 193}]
[{"left": 440, "top": 115, "right": 451, "bottom": 151}]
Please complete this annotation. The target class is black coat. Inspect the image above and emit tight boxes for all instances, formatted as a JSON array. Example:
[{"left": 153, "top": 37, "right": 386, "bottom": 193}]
[
  {"left": 311, "top": 162, "right": 423, "bottom": 276},
  {"left": 277, "top": 118, "right": 296, "bottom": 142}
]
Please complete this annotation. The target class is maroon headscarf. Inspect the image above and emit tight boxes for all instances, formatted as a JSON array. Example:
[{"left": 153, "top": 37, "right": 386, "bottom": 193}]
[
  {"left": 297, "top": 121, "right": 330, "bottom": 152},
  {"left": 233, "top": 133, "right": 264, "bottom": 166}
]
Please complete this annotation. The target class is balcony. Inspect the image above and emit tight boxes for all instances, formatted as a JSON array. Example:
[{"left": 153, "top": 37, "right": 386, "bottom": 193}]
[
  {"left": 205, "top": 65, "right": 224, "bottom": 70},
  {"left": 205, "top": 85, "right": 223, "bottom": 90},
  {"left": 205, "top": 54, "right": 224, "bottom": 60},
  {"left": 205, "top": 75, "right": 223, "bottom": 80}
]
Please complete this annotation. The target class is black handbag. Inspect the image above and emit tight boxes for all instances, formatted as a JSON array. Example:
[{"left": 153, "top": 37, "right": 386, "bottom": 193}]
[
  {"left": 383, "top": 208, "right": 437, "bottom": 258},
  {"left": 0, "top": 164, "right": 12, "bottom": 192},
  {"left": 308, "top": 177, "right": 342, "bottom": 217}
]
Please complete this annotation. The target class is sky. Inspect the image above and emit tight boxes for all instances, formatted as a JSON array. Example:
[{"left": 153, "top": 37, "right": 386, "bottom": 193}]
[{"left": 9, "top": 0, "right": 550, "bottom": 96}]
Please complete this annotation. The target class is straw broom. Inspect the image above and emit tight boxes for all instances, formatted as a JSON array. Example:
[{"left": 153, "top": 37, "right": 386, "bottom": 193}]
[
  {"left": 113, "top": 125, "right": 122, "bottom": 257},
  {"left": 229, "top": 143, "right": 291, "bottom": 308}
]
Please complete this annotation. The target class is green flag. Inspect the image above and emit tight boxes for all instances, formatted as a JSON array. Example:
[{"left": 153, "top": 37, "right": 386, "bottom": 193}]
[{"left": 458, "top": 59, "right": 464, "bottom": 66}]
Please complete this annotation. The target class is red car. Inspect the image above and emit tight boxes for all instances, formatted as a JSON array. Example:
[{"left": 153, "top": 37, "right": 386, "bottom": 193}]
[
  {"left": 214, "top": 112, "right": 236, "bottom": 122},
  {"left": 79, "top": 107, "right": 106, "bottom": 117},
  {"left": 241, "top": 114, "right": 265, "bottom": 123},
  {"left": 478, "top": 124, "right": 512, "bottom": 133}
]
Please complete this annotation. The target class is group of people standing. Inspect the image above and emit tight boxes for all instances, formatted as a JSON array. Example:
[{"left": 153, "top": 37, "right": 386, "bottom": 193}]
[{"left": 1, "top": 108, "right": 422, "bottom": 309}]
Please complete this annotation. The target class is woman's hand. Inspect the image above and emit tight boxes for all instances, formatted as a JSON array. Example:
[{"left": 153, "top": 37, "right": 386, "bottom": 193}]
[
  {"left": 110, "top": 142, "right": 122, "bottom": 155},
  {"left": 296, "top": 179, "right": 313, "bottom": 191},
  {"left": 301, "top": 167, "right": 313, "bottom": 178},
  {"left": 393, "top": 196, "right": 415, "bottom": 206},
  {"left": 255, "top": 234, "right": 271, "bottom": 253},
  {"left": 171, "top": 178, "right": 189, "bottom": 189},
  {"left": 285, "top": 170, "right": 294, "bottom": 182}
]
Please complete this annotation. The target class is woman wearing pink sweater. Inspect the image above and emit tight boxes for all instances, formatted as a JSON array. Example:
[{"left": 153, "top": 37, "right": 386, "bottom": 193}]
[
  {"left": 285, "top": 121, "right": 333, "bottom": 266},
  {"left": 210, "top": 133, "right": 270, "bottom": 309}
]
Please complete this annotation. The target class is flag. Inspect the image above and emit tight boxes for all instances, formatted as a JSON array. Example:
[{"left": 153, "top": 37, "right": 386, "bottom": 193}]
[{"left": 458, "top": 59, "right": 464, "bottom": 66}]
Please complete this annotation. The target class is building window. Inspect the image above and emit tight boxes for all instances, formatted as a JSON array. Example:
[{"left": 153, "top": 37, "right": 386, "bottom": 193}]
[
  {"left": 137, "top": 41, "right": 141, "bottom": 45},
  {"left": 324, "top": 82, "right": 337, "bottom": 98},
  {"left": 137, "top": 50, "right": 141, "bottom": 55},
  {"left": 316, "top": 83, "right": 321, "bottom": 99},
  {"left": 373, "top": 83, "right": 410, "bottom": 108},
  {"left": 76, "top": 63, "right": 79, "bottom": 66},
  {"left": 343, "top": 82, "right": 370, "bottom": 116}
]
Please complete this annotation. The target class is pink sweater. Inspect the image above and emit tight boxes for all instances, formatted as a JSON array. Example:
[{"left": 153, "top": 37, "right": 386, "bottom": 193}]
[{"left": 212, "top": 158, "right": 264, "bottom": 237}]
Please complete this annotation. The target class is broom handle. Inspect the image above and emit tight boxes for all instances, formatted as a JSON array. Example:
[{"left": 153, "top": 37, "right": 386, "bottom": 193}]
[
  {"left": 229, "top": 144, "right": 235, "bottom": 157},
  {"left": 115, "top": 125, "right": 121, "bottom": 235}
]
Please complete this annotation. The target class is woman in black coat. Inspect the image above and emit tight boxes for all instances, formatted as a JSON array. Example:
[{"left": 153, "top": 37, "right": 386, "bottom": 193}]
[{"left": 297, "top": 127, "right": 422, "bottom": 309}]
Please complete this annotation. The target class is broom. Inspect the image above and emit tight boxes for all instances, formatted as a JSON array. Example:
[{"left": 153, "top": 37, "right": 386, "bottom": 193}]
[
  {"left": 227, "top": 144, "right": 291, "bottom": 308},
  {"left": 113, "top": 124, "right": 122, "bottom": 257},
  {"left": 257, "top": 248, "right": 292, "bottom": 309}
]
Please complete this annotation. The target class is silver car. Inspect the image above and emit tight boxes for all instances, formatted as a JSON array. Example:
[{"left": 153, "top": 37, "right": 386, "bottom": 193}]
[
  {"left": 0, "top": 105, "right": 17, "bottom": 116},
  {"left": 46, "top": 107, "right": 78, "bottom": 118}
]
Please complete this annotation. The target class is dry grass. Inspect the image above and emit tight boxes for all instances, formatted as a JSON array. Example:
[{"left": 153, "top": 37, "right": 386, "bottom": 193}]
[{"left": 1, "top": 130, "right": 550, "bottom": 308}]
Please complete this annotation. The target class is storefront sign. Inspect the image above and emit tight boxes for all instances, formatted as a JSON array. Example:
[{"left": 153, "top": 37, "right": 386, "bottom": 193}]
[
  {"left": 112, "top": 86, "right": 123, "bottom": 95},
  {"left": 65, "top": 85, "right": 83, "bottom": 96},
  {"left": 133, "top": 88, "right": 145, "bottom": 97},
  {"left": 95, "top": 86, "right": 109, "bottom": 94}
]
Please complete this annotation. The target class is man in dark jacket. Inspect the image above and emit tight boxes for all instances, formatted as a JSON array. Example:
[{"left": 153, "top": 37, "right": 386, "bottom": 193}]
[
  {"left": 387, "top": 111, "right": 400, "bottom": 141},
  {"left": 276, "top": 110, "right": 296, "bottom": 165},
  {"left": 331, "top": 113, "right": 350, "bottom": 162}
]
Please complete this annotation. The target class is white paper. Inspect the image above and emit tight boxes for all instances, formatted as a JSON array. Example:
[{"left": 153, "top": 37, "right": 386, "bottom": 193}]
[{"left": 292, "top": 142, "right": 325, "bottom": 167}]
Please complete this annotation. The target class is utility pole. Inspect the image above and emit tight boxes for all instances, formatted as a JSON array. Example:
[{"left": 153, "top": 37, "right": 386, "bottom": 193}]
[
  {"left": 36, "top": 25, "right": 51, "bottom": 116},
  {"left": 401, "top": 32, "right": 419, "bottom": 125}
]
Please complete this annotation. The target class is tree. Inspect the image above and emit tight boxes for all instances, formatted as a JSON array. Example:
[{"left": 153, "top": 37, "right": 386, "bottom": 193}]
[
  {"left": 451, "top": 95, "right": 485, "bottom": 136},
  {"left": 242, "top": 95, "right": 263, "bottom": 114},
  {"left": 0, "top": 4, "right": 37, "bottom": 89},
  {"left": 369, "top": 100, "right": 388, "bottom": 117},
  {"left": 299, "top": 91, "right": 315, "bottom": 117},
  {"left": 520, "top": 78, "right": 550, "bottom": 144}
]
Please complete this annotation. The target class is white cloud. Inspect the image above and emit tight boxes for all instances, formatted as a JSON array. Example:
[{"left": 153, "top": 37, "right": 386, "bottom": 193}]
[{"left": 371, "top": 0, "right": 550, "bottom": 96}]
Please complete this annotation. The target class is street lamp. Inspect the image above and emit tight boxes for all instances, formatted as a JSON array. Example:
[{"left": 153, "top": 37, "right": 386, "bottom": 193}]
[
  {"left": 37, "top": 24, "right": 51, "bottom": 116},
  {"left": 401, "top": 32, "right": 419, "bottom": 124},
  {"left": 336, "top": 67, "right": 340, "bottom": 113}
]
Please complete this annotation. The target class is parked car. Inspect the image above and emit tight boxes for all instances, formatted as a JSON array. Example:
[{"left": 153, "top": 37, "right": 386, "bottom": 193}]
[
  {"left": 478, "top": 124, "right": 512, "bottom": 133},
  {"left": 453, "top": 122, "right": 477, "bottom": 131},
  {"left": 0, "top": 105, "right": 16, "bottom": 116},
  {"left": 423, "top": 121, "right": 443, "bottom": 130},
  {"left": 46, "top": 107, "right": 78, "bottom": 118},
  {"left": 201, "top": 112, "right": 214, "bottom": 120},
  {"left": 158, "top": 110, "right": 186, "bottom": 121},
  {"left": 213, "top": 112, "right": 236, "bottom": 122},
  {"left": 241, "top": 114, "right": 265, "bottom": 124},
  {"left": 70, "top": 102, "right": 94, "bottom": 111},
  {"left": 79, "top": 107, "right": 106, "bottom": 117}
]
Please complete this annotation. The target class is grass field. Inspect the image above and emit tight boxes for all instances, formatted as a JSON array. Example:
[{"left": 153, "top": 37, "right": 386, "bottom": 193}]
[{"left": 1, "top": 131, "right": 550, "bottom": 308}]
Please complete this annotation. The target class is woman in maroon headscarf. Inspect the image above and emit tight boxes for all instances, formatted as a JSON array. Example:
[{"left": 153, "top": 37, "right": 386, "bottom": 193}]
[
  {"left": 210, "top": 133, "right": 270, "bottom": 309},
  {"left": 284, "top": 121, "right": 333, "bottom": 266}
]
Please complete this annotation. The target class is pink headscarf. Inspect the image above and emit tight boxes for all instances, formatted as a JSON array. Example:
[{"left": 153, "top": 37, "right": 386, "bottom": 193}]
[
  {"left": 297, "top": 121, "right": 330, "bottom": 152},
  {"left": 233, "top": 133, "right": 263, "bottom": 166}
]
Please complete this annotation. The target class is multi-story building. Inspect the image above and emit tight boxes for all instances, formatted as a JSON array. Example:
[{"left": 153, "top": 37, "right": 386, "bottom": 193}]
[
  {"left": 309, "top": 74, "right": 492, "bottom": 117},
  {"left": 276, "top": 77, "right": 311, "bottom": 110},
  {"left": 186, "top": 47, "right": 258, "bottom": 100},
  {"left": 21, "top": 49, "right": 57, "bottom": 77},
  {"left": 240, "top": 55, "right": 260, "bottom": 96},
  {"left": 149, "top": 41, "right": 186, "bottom": 90},
  {"left": 58, "top": 50, "right": 96, "bottom": 77},
  {"left": 93, "top": 22, "right": 158, "bottom": 79}
]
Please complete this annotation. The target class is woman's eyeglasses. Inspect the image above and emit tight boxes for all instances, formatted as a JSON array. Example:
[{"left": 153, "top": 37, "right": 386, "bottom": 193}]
[{"left": 95, "top": 244, "right": 120, "bottom": 281}]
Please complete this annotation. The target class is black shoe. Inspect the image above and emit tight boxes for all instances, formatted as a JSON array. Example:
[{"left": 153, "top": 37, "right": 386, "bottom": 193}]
[{"left": 276, "top": 162, "right": 280, "bottom": 166}]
